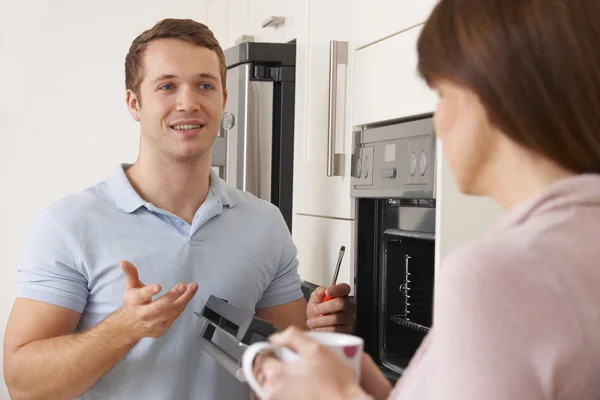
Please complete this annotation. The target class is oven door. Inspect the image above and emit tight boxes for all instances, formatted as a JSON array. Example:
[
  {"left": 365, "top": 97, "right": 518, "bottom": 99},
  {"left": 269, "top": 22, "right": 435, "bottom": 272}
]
[{"left": 379, "top": 229, "right": 435, "bottom": 377}]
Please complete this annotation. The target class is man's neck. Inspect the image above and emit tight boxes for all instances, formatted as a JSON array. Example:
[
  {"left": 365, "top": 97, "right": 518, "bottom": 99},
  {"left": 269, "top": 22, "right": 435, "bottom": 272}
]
[{"left": 125, "top": 152, "right": 212, "bottom": 224}]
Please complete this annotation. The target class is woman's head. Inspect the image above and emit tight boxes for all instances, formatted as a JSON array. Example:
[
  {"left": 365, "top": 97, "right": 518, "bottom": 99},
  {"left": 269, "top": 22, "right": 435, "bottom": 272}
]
[{"left": 418, "top": 0, "right": 600, "bottom": 195}]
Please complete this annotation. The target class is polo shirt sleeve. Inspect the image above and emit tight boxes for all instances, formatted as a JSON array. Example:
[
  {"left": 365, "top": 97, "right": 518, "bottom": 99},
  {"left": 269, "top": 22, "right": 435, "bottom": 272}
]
[
  {"left": 255, "top": 211, "right": 303, "bottom": 309},
  {"left": 17, "top": 208, "right": 89, "bottom": 313}
]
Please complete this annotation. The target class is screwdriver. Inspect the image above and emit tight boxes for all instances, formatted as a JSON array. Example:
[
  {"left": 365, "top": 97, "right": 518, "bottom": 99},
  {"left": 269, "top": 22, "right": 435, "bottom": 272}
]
[{"left": 323, "top": 246, "right": 346, "bottom": 302}]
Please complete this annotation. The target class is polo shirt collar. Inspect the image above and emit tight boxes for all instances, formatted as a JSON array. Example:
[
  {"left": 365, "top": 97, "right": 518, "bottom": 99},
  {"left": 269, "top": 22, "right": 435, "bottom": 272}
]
[
  {"left": 107, "top": 164, "right": 236, "bottom": 214},
  {"left": 106, "top": 164, "right": 146, "bottom": 213},
  {"left": 208, "top": 167, "right": 236, "bottom": 208}
]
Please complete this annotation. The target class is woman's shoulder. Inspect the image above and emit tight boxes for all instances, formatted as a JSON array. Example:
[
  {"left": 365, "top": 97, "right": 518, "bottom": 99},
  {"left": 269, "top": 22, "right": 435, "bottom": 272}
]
[
  {"left": 433, "top": 229, "right": 593, "bottom": 398},
  {"left": 436, "top": 233, "right": 570, "bottom": 316},
  {"left": 441, "top": 234, "right": 541, "bottom": 281}
]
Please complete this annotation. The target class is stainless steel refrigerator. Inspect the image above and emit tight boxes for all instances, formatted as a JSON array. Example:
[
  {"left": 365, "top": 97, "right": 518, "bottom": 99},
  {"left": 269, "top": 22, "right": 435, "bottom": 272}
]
[{"left": 211, "top": 42, "right": 296, "bottom": 231}]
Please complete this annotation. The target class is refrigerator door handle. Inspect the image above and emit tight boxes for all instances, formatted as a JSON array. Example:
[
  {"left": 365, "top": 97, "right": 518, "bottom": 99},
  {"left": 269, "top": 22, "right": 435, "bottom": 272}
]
[{"left": 327, "top": 40, "right": 348, "bottom": 177}]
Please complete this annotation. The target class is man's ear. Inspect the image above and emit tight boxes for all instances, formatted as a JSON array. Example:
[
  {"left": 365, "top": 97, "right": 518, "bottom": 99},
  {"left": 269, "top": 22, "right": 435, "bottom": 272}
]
[
  {"left": 126, "top": 89, "right": 141, "bottom": 122},
  {"left": 222, "top": 88, "right": 228, "bottom": 111}
]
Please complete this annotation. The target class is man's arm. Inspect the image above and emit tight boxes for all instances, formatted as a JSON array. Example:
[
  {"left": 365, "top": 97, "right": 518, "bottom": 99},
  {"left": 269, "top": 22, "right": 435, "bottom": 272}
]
[
  {"left": 4, "top": 298, "right": 139, "bottom": 400},
  {"left": 4, "top": 261, "right": 198, "bottom": 400},
  {"left": 257, "top": 208, "right": 355, "bottom": 333},
  {"left": 255, "top": 298, "right": 309, "bottom": 331}
]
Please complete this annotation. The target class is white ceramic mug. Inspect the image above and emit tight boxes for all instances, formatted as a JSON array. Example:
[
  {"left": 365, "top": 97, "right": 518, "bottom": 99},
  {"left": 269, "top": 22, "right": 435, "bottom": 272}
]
[{"left": 242, "top": 331, "right": 364, "bottom": 398}]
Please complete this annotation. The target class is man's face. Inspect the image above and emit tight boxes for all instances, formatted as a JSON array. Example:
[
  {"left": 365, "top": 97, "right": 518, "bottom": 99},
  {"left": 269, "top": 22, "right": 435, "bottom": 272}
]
[{"left": 126, "top": 38, "right": 227, "bottom": 162}]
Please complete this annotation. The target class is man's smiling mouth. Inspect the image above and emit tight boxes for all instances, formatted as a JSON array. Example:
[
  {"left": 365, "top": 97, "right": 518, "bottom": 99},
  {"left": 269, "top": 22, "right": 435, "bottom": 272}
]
[{"left": 171, "top": 124, "right": 204, "bottom": 130}]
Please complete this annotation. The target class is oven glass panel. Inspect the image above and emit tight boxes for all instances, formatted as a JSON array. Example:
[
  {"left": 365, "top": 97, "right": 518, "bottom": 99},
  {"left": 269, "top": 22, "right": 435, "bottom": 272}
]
[{"left": 380, "top": 232, "right": 434, "bottom": 374}]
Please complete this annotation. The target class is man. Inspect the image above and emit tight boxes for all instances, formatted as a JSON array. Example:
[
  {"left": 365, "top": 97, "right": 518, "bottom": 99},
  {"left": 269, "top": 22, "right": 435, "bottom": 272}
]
[{"left": 3, "top": 18, "right": 355, "bottom": 399}]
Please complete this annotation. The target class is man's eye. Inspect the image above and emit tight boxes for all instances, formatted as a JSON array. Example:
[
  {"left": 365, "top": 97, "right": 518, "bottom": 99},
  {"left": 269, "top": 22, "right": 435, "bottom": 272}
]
[
  {"left": 199, "top": 83, "right": 213, "bottom": 90},
  {"left": 159, "top": 84, "right": 175, "bottom": 91}
]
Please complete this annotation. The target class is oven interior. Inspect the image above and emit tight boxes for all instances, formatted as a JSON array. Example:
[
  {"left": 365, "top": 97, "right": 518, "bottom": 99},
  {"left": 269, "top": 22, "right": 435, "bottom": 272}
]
[
  {"left": 355, "top": 198, "right": 436, "bottom": 382},
  {"left": 380, "top": 231, "right": 434, "bottom": 374}
]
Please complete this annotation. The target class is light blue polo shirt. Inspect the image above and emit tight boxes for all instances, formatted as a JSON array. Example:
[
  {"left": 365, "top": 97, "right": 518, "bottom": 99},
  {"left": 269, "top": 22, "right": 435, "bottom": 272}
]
[{"left": 17, "top": 164, "right": 303, "bottom": 400}]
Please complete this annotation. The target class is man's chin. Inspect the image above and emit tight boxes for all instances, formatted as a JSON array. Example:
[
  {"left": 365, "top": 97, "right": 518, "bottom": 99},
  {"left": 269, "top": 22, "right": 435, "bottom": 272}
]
[{"left": 178, "top": 151, "right": 210, "bottom": 163}]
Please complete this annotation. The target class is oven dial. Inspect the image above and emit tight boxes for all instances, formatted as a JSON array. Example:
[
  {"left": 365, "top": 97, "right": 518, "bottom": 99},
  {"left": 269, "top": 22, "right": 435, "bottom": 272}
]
[
  {"left": 410, "top": 152, "right": 417, "bottom": 176},
  {"left": 363, "top": 156, "right": 370, "bottom": 178},
  {"left": 420, "top": 151, "right": 427, "bottom": 176},
  {"left": 356, "top": 156, "right": 362, "bottom": 178}
]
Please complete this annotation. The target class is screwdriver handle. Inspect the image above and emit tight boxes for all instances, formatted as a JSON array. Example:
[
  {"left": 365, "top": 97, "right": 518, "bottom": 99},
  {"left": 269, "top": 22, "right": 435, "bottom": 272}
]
[{"left": 323, "top": 294, "right": 335, "bottom": 302}]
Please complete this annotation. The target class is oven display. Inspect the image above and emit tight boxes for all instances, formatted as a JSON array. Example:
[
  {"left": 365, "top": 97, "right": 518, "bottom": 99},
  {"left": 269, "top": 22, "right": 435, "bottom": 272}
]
[{"left": 384, "top": 143, "right": 396, "bottom": 162}]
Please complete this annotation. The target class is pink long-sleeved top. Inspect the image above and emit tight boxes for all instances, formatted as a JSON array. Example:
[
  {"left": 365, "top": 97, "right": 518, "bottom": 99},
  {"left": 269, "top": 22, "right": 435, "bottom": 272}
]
[{"left": 390, "top": 174, "right": 600, "bottom": 400}]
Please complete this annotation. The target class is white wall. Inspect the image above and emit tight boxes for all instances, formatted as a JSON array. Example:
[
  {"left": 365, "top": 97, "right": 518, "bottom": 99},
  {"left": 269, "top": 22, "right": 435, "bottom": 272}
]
[{"left": 0, "top": 1, "right": 207, "bottom": 397}]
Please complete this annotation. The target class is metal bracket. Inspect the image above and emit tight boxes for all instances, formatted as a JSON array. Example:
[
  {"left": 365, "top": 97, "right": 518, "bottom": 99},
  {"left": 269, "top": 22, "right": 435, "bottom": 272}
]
[
  {"left": 234, "top": 34, "right": 255, "bottom": 45},
  {"left": 261, "top": 16, "right": 285, "bottom": 28}
]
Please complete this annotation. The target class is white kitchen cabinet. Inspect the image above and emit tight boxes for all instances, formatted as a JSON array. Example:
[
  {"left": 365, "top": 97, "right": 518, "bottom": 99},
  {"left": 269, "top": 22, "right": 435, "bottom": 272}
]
[
  {"left": 225, "top": 0, "right": 249, "bottom": 48},
  {"left": 356, "top": 0, "right": 439, "bottom": 48},
  {"left": 353, "top": 24, "right": 437, "bottom": 126},
  {"left": 245, "top": 0, "right": 298, "bottom": 44},
  {"left": 292, "top": 0, "right": 356, "bottom": 220},
  {"left": 293, "top": 214, "right": 355, "bottom": 294},
  {"left": 206, "top": 0, "right": 229, "bottom": 47},
  {"left": 434, "top": 142, "right": 505, "bottom": 273},
  {"left": 206, "top": 0, "right": 301, "bottom": 52}
]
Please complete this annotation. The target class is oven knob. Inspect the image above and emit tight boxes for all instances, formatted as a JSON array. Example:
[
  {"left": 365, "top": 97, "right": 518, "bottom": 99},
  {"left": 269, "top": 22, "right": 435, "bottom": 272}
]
[
  {"left": 420, "top": 151, "right": 427, "bottom": 176},
  {"left": 364, "top": 156, "right": 369, "bottom": 178},
  {"left": 356, "top": 156, "right": 362, "bottom": 178},
  {"left": 410, "top": 152, "right": 417, "bottom": 176}
]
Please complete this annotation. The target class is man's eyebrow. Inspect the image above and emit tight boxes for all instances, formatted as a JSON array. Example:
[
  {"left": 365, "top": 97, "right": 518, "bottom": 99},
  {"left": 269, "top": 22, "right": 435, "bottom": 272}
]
[
  {"left": 151, "top": 74, "right": 177, "bottom": 84},
  {"left": 150, "top": 73, "right": 219, "bottom": 83},
  {"left": 197, "top": 73, "right": 219, "bottom": 81}
]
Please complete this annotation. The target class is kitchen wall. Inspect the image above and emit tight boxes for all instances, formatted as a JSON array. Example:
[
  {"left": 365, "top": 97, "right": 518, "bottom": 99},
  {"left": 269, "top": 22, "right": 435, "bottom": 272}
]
[{"left": 0, "top": 1, "right": 207, "bottom": 397}]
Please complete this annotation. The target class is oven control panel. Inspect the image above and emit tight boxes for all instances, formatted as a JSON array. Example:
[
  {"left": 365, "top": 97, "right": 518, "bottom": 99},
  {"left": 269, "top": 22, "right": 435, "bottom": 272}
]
[{"left": 351, "top": 117, "right": 436, "bottom": 199}]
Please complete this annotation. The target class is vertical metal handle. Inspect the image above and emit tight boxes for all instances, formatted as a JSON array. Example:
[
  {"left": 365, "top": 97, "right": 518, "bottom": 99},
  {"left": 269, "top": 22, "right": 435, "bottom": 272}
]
[{"left": 327, "top": 40, "right": 348, "bottom": 177}]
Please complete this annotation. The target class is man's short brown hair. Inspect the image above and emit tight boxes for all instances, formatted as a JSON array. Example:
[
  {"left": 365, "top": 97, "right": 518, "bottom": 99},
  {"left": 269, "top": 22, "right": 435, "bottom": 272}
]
[{"left": 125, "top": 18, "right": 227, "bottom": 101}]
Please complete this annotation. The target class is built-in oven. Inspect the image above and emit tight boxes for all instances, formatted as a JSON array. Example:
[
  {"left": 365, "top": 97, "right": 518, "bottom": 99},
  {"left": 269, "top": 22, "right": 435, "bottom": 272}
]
[{"left": 352, "top": 115, "right": 436, "bottom": 382}]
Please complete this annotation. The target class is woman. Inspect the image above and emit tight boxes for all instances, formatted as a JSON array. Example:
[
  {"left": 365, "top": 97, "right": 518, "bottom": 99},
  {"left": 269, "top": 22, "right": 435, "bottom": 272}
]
[{"left": 256, "top": 0, "right": 600, "bottom": 399}]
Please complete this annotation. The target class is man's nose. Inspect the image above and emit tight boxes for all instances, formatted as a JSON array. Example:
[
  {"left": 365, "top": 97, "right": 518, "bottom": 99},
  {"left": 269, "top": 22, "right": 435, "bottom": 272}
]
[{"left": 175, "top": 87, "right": 200, "bottom": 113}]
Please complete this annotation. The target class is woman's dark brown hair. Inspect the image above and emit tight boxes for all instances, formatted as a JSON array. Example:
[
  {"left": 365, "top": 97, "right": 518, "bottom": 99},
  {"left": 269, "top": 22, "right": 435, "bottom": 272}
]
[{"left": 417, "top": 0, "right": 600, "bottom": 173}]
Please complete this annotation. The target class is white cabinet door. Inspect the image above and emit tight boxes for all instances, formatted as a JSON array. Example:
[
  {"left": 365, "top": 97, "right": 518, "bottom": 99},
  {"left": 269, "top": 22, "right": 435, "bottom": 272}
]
[
  {"left": 206, "top": 0, "right": 229, "bottom": 48},
  {"left": 226, "top": 0, "right": 249, "bottom": 48},
  {"left": 293, "top": 0, "right": 356, "bottom": 219},
  {"left": 205, "top": 0, "right": 251, "bottom": 50},
  {"left": 293, "top": 214, "right": 355, "bottom": 294},
  {"left": 353, "top": 24, "right": 437, "bottom": 126},
  {"left": 356, "top": 0, "right": 438, "bottom": 48},
  {"left": 434, "top": 141, "right": 505, "bottom": 273},
  {"left": 245, "top": 0, "right": 298, "bottom": 43}
]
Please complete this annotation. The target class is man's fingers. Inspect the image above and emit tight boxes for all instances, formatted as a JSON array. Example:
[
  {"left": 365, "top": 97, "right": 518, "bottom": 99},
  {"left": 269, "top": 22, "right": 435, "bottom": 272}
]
[
  {"left": 171, "top": 282, "right": 199, "bottom": 311},
  {"left": 308, "top": 287, "right": 326, "bottom": 305},
  {"left": 309, "top": 326, "right": 339, "bottom": 333},
  {"left": 307, "top": 311, "right": 355, "bottom": 329},
  {"left": 145, "top": 282, "right": 198, "bottom": 318},
  {"left": 135, "top": 284, "right": 161, "bottom": 304},
  {"left": 325, "top": 283, "right": 351, "bottom": 298},
  {"left": 144, "top": 283, "right": 187, "bottom": 317},
  {"left": 315, "top": 296, "right": 355, "bottom": 316},
  {"left": 121, "top": 261, "right": 145, "bottom": 289}
]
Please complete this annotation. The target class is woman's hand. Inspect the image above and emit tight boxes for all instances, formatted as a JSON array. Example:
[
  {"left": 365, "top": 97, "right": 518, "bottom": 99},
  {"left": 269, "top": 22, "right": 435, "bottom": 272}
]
[
  {"left": 359, "top": 353, "right": 393, "bottom": 400},
  {"left": 258, "top": 327, "right": 367, "bottom": 400}
]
